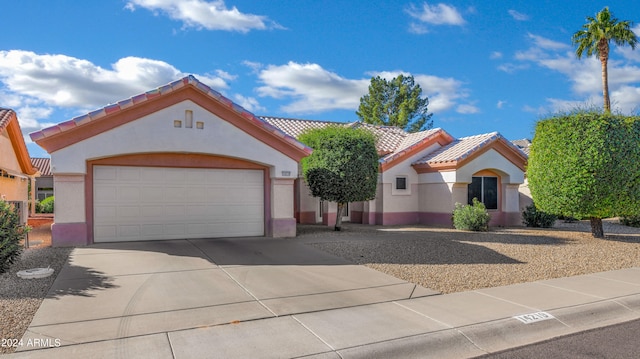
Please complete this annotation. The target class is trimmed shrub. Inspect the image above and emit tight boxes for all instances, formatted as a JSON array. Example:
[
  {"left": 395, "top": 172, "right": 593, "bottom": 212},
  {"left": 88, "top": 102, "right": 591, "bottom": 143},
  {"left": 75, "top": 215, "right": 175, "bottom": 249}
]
[
  {"left": 620, "top": 215, "right": 640, "bottom": 228},
  {"left": 522, "top": 204, "right": 557, "bottom": 228},
  {"left": 39, "top": 196, "right": 54, "bottom": 213},
  {"left": 453, "top": 198, "right": 491, "bottom": 231},
  {"left": 0, "top": 200, "right": 29, "bottom": 274}
]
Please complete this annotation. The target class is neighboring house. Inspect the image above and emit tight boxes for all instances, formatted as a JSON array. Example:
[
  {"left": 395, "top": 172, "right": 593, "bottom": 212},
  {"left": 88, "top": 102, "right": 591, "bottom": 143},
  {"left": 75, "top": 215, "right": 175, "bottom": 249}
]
[
  {"left": 0, "top": 108, "right": 39, "bottom": 223},
  {"left": 30, "top": 76, "right": 528, "bottom": 246},
  {"left": 31, "top": 157, "right": 53, "bottom": 201},
  {"left": 263, "top": 117, "right": 528, "bottom": 228}
]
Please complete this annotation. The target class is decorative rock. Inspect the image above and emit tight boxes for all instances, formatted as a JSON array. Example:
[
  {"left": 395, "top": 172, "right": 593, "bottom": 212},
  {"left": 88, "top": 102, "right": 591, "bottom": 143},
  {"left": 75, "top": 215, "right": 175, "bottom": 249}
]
[{"left": 17, "top": 267, "right": 54, "bottom": 279}]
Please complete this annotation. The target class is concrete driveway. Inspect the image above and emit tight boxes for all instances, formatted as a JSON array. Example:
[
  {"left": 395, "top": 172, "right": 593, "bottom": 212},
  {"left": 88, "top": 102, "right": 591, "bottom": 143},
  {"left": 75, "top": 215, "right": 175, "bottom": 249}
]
[{"left": 19, "top": 237, "right": 437, "bottom": 351}]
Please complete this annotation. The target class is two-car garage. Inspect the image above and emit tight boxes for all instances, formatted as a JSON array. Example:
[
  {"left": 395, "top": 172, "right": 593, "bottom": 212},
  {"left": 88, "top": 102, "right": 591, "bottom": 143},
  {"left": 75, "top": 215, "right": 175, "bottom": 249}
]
[{"left": 92, "top": 166, "right": 264, "bottom": 242}]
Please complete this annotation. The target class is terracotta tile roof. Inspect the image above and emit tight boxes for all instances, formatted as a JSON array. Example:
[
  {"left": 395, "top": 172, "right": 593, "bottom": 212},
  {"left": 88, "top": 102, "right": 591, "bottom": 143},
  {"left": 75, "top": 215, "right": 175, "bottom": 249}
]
[
  {"left": 0, "top": 108, "right": 15, "bottom": 130},
  {"left": 29, "top": 76, "right": 311, "bottom": 155},
  {"left": 260, "top": 116, "right": 341, "bottom": 139},
  {"left": 512, "top": 139, "right": 531, "bottom": 155},
  {"left": 379, "top": 128, "right": 446, "bottom": 163},
  {"left": 260, "top": 117, "right": 447, "bottom": 161},
  {"left": 30, "top": 157, "right": 51, "bottom": 176},
  {"left": 350, "top": 123, "right": 408, "bottom": 154},
  {"left": 413, "top": 132, "right": 503, "bottom": 165}
]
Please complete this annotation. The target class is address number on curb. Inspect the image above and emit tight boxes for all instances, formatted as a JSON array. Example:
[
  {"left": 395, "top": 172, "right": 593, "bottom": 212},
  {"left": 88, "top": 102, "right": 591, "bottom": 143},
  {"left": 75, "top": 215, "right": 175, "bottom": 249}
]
[{"left": 513, "top": 311, "right": 555, "bottom": 324}]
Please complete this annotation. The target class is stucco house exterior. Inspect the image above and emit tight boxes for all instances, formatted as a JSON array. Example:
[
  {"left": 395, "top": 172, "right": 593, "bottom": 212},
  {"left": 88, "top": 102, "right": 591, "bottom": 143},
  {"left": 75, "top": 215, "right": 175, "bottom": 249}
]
[
  {"left": 263, "top": 117, "right": 528, "bottom": 228},
  {"left": 30, "top": 76, "right": 528, "bottom": 246},
  {"left": 0, "top": 108, "right": 39, "bottom": 223},
  {"left": 30, "top": 76, "right": 311, "bottom": 246}
]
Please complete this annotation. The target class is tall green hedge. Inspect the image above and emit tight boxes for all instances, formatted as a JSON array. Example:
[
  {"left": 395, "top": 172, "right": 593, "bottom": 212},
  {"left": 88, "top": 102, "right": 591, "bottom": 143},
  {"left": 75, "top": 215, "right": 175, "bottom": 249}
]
[{"left": 527, "top": 111, "right": 640, "bottom": 237}]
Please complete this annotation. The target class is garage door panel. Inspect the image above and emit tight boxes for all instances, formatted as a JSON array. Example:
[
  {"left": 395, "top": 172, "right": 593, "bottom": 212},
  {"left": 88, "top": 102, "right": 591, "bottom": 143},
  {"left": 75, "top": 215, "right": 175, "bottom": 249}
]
[{"left": 94, "top": 166, "right": 264, "bottom": 242}]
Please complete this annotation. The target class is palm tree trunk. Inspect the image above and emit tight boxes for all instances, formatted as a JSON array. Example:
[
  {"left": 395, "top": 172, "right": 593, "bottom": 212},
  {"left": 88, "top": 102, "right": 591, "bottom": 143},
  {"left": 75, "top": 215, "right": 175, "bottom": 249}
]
[{"left": 600, "top": 41, "right": 611, "bottom": 112}]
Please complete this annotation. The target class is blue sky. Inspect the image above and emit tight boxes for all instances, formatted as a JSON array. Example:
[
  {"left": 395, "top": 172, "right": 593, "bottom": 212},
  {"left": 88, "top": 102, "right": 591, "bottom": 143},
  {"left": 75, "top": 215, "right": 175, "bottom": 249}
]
[{"left": 2, "top": 1, "right": 640, "bottom": 158}]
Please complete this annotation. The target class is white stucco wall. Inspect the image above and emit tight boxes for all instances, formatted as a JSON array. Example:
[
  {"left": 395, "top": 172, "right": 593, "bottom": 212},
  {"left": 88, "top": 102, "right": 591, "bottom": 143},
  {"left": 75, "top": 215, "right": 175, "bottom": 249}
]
[
  {"left": 54, "top": 175, "right": 85, "bottom": 223},
  {"left": 50, "top": 101, "right": 299, "bottom": 178},
  {"left": 456, "top": 149, "right": 524, "bottom": 184}
]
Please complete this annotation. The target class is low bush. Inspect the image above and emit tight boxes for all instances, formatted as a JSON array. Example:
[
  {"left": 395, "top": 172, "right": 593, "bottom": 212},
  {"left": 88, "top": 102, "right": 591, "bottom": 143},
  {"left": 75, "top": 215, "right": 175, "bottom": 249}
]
[
  {"left": 453, "top": 198, "right": 491, "bottom": 231},
  {"left": 522, "top": 204, "right": 557, "bottom": 228},
  {"left": 620, "top": 215, "right": 640, "bottom": 228},
  {"left": 0, "top": 200, "right": 30, "bottom": 274},
  {"left": 39, "top": 196, "right": 54, "bottom": 213}
]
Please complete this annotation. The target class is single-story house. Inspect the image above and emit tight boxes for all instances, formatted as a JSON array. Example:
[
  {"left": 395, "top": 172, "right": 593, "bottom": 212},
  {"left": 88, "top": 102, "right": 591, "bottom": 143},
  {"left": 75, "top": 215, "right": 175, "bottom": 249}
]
[
  {"left": 0, "top": 108, "right": 39, "bottom": 222},
  {"left": 31, "top": 157, "right": 53, "bottom": 201},
  {"left": 262, "top": 117, "right": 528, "bottom": 228},
  {"left": 30, "top": 76, "right": 529, "bottom": 246}
]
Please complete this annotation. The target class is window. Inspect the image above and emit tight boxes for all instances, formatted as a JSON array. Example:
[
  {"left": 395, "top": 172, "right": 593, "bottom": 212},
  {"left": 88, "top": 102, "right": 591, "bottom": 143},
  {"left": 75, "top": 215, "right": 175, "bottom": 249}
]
[
  {"left": 395, "top": 177, "right": 407, "bottom": 190},
  {"left": 468, "top": 176, "right": 498, "bottom": 210}
]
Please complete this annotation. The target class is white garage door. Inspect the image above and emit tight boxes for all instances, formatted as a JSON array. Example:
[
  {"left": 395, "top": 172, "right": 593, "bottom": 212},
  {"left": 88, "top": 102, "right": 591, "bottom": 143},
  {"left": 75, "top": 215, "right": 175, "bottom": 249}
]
[{"left": 93, "top": 166, "right": 264, "bottom": 242}]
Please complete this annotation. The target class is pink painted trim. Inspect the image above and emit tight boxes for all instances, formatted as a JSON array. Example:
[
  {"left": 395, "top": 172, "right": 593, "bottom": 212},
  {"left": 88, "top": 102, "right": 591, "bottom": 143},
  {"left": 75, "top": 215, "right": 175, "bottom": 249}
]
[
  {"left": 298, "top": 211, "right": 317, "bottom": 224},
  {"left": 51, "top": 222, "right": 88, "bottom": 246},
  {"left": 375, "top": 212, "right": 420, "bottom": 225},
  {"left": 350, "top": 210, "right": 363, "bottom": 224},
  {"left": 271, "top": 218, "right": 296, "bottom": 238},
  {"left": 419, "top": 212, "right": 454, "bottom": 227}
]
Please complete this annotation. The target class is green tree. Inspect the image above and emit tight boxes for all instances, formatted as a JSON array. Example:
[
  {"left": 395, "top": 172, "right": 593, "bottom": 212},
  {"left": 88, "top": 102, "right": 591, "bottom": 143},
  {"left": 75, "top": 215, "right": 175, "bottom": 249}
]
[
  {"left": 572, "top": 7, "right": 638, "bottom": 112},
  {"left": 356, "top": 74, "right": 433, "bottom": 132},
  {"left": 298, "top": 126, "right": 379, "bottom": 231},
  {"left": 527, "top": 111, "right": 640, "bottom": 238}
]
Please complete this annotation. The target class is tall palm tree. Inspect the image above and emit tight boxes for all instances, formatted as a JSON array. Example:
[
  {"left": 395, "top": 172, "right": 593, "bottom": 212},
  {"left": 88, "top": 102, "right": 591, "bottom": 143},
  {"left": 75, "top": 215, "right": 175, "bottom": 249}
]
[{"left": 572, "top": 7, "right": 638, "bottom": 112}]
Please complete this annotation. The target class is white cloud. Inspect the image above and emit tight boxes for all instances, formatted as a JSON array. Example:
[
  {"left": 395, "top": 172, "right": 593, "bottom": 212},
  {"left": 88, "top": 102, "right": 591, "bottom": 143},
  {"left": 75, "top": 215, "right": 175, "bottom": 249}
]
[
  {"left": 256, "top": 62, "right": 369, "bottom": 113},
  {"left": 254, "top": 63, "right": 472, "bottom": 116},
  {"left": 233, "top": 94, "right": 266, "bottom": 114},
  {"left": 527, "top": 33, "right": 570, "bottom": 51},
  {"left": 406, "top": 2, "right": 465, "bottom": 33},
  {"left": 456, "top": 104, "right": 479, "bottom": 114},
  {"left": 125, "top": 0, "right": 282, "bottom": 33},
  {"left": 0, "top": 50, "right": 229, "bottom": 109},
  {"left": 497, "top": 63, "right": 529, "bottom": 73},
  {"left": 508, "top": 10, "right": 529, "bottom": 21},
  {"left": 497, "top": 100, "right": 506, "bottom": 109},
  {"left": 490, "top": 51, "right": 503, "bottom": 59}
]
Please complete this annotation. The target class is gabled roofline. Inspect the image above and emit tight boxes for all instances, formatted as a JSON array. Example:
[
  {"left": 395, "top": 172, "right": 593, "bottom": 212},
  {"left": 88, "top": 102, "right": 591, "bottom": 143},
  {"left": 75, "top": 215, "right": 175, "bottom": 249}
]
[
  {"left": 29, "top": 76, "right": 312, "bottom": 161},
  {"left": 0, "top": 109, "right": 38, "bottom": 176},
  {"left": 379, "top": 129, "right": 455, "bottom": 172},
  {"left": 412, "top": 135, "right": 527, "bottom": 173}
]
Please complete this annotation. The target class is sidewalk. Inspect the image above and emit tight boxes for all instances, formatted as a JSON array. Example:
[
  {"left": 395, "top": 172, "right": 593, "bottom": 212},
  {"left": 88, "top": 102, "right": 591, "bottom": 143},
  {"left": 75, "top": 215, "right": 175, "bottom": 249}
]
[{"left": 8, "top": 267, "right": 640, "bottom": 358}]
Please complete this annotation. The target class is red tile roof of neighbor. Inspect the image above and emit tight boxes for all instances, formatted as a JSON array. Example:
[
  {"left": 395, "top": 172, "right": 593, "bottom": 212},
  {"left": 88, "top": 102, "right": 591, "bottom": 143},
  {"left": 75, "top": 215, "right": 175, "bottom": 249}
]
[{"left": 30, "top": 157, "right": 51, "bottom": 176}]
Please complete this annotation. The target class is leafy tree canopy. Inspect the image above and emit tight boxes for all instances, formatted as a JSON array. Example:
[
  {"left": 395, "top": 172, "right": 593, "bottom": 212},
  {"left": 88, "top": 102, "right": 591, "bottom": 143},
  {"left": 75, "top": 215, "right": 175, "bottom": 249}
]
[
  {"left": 356, "top": 74, "right": 433, "bottom": 132},
  {"left": 298, "top": 126, "right": 379, "bottom": 230},
  {"left": 527, "top": 110, "right": 640, "bottom": 237}
]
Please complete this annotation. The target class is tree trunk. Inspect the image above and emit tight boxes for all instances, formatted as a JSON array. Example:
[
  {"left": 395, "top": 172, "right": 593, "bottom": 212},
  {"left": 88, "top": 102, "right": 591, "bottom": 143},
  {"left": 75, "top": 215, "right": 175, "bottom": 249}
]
[
  {"left": 334, "top": 202, "right": 344, "bottom": 231},
  {"left": 590, "top": 217, "right": 604, "bottom": 238},
  {"left": 600, "top": 41, "right": 611, "bottom": 112}
]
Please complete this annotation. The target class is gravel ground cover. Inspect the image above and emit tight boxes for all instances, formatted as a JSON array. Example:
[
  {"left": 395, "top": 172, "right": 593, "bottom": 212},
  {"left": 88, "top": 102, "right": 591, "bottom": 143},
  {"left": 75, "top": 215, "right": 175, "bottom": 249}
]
[{"left": 300, "top": 219, "right": 640, "bottom": 295}]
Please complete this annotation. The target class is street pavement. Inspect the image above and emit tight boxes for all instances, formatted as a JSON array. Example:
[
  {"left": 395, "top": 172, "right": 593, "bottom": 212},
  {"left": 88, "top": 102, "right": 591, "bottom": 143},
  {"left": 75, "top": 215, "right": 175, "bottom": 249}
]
[{"left": 7, "top": 237, "right": 640, "bottom": 358}]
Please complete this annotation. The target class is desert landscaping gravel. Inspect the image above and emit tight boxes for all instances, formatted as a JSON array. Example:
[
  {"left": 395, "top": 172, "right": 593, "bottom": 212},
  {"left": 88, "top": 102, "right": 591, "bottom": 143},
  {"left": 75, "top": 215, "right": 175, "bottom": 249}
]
[
  {"left": 300, "top": 219, "right": 640, "bottom": 294},
  {"left": 1, "top": 219, "right": 639, "bottom": 354},
  {"left": 0, "top": 247, "right": 71, "bottom": 354}
]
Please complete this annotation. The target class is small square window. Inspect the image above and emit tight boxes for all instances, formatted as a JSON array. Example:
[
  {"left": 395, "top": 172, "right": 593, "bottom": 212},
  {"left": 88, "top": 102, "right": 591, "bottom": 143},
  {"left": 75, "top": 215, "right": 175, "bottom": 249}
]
[
  {"left": 196, "top": 121, "right": 204, "bottom": 129},
  {"left": 174, "top": 120, "right": 182, "bottom": 128},
  {"left": 396, "top": 177, "right": 407, "bottom": 190}
]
